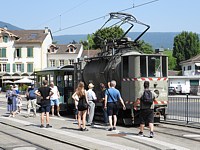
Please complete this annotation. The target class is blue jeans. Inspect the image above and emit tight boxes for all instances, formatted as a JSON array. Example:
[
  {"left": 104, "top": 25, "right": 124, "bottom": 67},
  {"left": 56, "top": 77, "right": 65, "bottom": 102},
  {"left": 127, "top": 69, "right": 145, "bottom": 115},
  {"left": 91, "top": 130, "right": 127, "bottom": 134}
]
[{"left": 102, "top": 107, "right": 108, "bottom": 123}]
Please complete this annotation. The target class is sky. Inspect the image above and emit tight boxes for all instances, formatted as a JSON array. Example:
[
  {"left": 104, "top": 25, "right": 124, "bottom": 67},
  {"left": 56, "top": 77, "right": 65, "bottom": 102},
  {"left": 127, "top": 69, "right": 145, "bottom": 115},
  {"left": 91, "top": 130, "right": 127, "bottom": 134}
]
[{"left": 1, "top": 0, "right": 200, "bottom": 36}]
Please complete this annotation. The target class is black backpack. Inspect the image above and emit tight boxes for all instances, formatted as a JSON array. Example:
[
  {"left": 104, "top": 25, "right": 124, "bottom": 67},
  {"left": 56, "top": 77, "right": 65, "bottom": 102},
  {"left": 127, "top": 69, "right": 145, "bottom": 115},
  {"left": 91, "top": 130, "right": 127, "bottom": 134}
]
[{"left": 141, "top": 90, "right": 153, "bottom": 105}]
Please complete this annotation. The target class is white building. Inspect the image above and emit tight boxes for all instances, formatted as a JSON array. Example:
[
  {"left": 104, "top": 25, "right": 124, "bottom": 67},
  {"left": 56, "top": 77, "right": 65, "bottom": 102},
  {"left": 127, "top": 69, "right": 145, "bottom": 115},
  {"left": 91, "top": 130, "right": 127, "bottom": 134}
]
[
  {"left": 169, "top": 54, "right": 200, "bottom": 95},
  {"left": 0, "top": 27, "right": 52, "bottom": 87},
  {"left": 47, "top": 43, "right": 83, "bottom": 67}
]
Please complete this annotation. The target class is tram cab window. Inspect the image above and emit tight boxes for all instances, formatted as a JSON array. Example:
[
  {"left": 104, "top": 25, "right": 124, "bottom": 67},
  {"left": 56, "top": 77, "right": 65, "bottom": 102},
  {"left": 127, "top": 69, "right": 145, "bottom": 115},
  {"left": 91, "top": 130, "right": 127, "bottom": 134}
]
[
  {"left": 64, "top": 75, "right": 73, "bottom": 87},
  {"left": 123, "top": 56, "right": 129, "bottom": 78},
  {"left": 140, "top": 56, "right": 147, "bottom": 77},
  {"left": 162, "top": 56, "right": 167, "bottom": 77},
  {"left": 148, "top": 56, "right": 160, "bottom": 77}
]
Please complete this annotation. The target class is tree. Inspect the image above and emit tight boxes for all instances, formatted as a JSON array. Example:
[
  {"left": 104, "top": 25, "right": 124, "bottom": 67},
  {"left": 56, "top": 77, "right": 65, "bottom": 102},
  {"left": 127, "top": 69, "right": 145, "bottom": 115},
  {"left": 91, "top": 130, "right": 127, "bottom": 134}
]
[
  {"left": 137, "top": 40, "right": 154, "bottom": 54},
  {"left": 173, "top": 31, "right": 200, "bottom": 70},
  {"left": 92, "top": 26, "right": 124, "bottom": 49},
  {"left": 163, "top": 50, "right": 176, "bottom": 70},
  {"left": 80, "top": 34, "right": 95, "bottom": 50}
]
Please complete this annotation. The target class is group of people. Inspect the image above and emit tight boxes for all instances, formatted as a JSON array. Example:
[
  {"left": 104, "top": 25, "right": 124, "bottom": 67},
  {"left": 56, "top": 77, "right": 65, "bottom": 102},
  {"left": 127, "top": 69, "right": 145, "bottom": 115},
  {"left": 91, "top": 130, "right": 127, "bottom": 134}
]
[
  {"left": 6, "top": 79, "right": 156, "bottom": 138},
  {"left": 72, "top": 80, "right": 156, "bottom": 138},
  {"left": 6, "top": 80, "right": 61, "bottom": 128},
  {"left": 6, "top": 85, "right": 22, "bottom": 117},
  {"left": 72, "top": 80, "right": 126, "bottom": 132}
]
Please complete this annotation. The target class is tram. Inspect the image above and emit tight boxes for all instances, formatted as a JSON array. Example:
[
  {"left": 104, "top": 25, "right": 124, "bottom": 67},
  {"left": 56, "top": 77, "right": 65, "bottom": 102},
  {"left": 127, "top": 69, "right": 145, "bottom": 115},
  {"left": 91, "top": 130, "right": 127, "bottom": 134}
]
[
  {"left": 73, "top": 12, "right": 168, "bottom": 125},
  {"left": 35, "top": 12, "right": 168, "bottom": 125}
]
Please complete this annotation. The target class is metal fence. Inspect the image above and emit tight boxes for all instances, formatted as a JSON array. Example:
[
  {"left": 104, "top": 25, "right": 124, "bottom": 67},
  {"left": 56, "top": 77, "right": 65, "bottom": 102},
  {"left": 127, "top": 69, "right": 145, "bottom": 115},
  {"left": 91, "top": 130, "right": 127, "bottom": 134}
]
[{"left": 166, "top": 95, "right": 200, "bottom": 124}]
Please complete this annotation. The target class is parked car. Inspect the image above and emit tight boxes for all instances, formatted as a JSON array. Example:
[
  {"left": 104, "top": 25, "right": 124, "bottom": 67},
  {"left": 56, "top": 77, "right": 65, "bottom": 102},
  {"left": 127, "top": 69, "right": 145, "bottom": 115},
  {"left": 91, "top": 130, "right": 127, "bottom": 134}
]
[{"left": 168, "top": 87, "right": 176, "bottom": 95}]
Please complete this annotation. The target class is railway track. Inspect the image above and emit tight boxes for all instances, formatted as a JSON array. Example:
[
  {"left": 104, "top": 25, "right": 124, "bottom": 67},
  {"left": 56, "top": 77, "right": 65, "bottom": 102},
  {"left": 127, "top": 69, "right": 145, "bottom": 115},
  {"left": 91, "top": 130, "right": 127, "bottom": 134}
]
[{"left": 0, "top": 121, "right": 90, "bottom": 150}]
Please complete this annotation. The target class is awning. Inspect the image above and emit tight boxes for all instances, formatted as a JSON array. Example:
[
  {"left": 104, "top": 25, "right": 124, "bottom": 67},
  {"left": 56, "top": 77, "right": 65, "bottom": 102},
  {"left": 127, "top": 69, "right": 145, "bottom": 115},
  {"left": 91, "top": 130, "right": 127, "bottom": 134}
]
[{"left": 195, "top": 63, "right": 200, "bottom": 66}]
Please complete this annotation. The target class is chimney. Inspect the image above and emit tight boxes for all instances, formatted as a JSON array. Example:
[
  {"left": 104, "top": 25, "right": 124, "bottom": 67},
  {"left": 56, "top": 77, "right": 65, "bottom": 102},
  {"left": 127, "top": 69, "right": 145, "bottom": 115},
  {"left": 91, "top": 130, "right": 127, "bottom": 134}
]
[{"left": 44, "top": 27, "right": 49, "bottom": 34}]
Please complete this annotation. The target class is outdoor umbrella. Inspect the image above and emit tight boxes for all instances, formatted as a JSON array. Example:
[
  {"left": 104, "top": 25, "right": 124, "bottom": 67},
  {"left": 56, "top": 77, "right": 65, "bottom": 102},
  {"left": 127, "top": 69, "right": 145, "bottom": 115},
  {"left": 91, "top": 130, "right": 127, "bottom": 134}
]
[
  {"left": 3, "top": 80, "right": 13, "bottom": 83},
  {"left": 14, "top": 78, "right": 34, "bottom": 84}
]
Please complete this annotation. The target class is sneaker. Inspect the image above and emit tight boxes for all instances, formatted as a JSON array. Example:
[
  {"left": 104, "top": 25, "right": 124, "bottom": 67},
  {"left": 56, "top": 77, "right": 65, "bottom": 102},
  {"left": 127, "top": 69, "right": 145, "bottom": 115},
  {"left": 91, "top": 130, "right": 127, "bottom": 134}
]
[
  {"left": 57, "top": 113, "right": 61, "bottom": 117},
  {"left": 138, "top": 131, "right": 144, "bottom": 137},
  {"left": 86, "top": 123, "right": 92, "bottom": 126},
  {"left": 73, "top": 120, "right": 78, "bottom": 124},
  {"left": 40, "top": 124, "right": 45, "bottom": 128},
  {"left": 46, "top": 124, "right": 52, "bottom": 128},
  {"left": 113, "top": 127, "right": 116, "bottom": 130},
  {"left": 149, "top": 131, "right": 154, "bottom": 138},
  {"left": 82, "top": 128, "right": 89, "bottom": 131},
  {"left": 25, "top": 115, "right": 29, "bottom": 118},
  {"left": 52, "top": 114, "right": 54, "bottom": 117},
  {"left": 108, "top": 128, "right": 113, "bottom": 131}
]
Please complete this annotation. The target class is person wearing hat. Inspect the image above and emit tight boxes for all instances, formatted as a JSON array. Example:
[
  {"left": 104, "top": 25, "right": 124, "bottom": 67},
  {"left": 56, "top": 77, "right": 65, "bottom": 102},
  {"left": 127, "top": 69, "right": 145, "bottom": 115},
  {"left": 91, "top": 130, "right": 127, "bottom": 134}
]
[{"left": 86, "top": 83, "right": 97, "bottom": 126}]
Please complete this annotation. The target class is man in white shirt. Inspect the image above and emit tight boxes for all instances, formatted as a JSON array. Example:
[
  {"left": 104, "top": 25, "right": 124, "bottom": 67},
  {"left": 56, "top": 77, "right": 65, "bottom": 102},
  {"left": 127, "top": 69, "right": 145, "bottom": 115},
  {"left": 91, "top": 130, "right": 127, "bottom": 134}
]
[
  {"left": 86, "top": 83, "right": 97, "bottom": 126},
  {"left": 50, "top": 81, "right": 60, "bottom": 117}
]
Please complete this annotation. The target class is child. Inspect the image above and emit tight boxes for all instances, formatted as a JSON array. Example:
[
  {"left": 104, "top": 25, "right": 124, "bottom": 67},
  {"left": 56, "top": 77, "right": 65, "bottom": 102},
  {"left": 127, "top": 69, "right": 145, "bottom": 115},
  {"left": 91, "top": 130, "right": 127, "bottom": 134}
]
[{"left": 16, "top": 95, "right": 22, "bottom": 114}]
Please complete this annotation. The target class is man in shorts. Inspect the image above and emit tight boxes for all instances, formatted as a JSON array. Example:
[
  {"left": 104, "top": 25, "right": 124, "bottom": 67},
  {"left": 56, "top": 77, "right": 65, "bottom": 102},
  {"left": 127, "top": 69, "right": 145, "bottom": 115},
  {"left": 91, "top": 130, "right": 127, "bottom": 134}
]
[
  {"left": 104, "top": 80, "right": 126, "bottom": 131},
  {"left": 50, "top": 81, "right": 60, "bottom": 117},
  {"left": 35, "top": 80, "right": 53, "bottom": 128},
  {"left": 135, "top": 81, "right": 156, "bottom": 138}
]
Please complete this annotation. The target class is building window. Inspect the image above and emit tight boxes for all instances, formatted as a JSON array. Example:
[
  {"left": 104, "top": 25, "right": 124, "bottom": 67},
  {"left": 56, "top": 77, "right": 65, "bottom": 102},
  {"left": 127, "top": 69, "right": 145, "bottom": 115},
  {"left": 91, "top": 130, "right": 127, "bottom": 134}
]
[
  {"left": 69, "top": 59, "right": 74, "bottom": 65},
  {"left": 60, "top": 60, "right": 64, "bottom": 66},
  {"left": 3, "top": 64, "right": 7, "bottom": 72},
  {"left": 70, "top": 47, "right": 74, "bottom": 53},
  {"left": 3, "top": 36, "right": 8, "bottom": 43},
  {"left": 0, "top": 48, "right": 6, "bottom": 57},
  {"left": 50, "top": 60, "right": 55, "bottom": 67},
  {"left": 16, "top": 64, "right": 22, "bottom": 72},
  {"left": 27, "top": 63, "right": 33, "bottom": 72},
  {"left": 0, "top": 64, "right": 8, "bottom": 72},
  {"left": 188, "top": 66, "right": 191, "bottom": 70},
  {"left": 27, "top": 47, "right": 33, "bottom": 57},
  {"left": 16, "top": 48, "right": 22, "bottom": 58},
  {"left": 184, "top": 67, "right": 185, "bottom": 71}
]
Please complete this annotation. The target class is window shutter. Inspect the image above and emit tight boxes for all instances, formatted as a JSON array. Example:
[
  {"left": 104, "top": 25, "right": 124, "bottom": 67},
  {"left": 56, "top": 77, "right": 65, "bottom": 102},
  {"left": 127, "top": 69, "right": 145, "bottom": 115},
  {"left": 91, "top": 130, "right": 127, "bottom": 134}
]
[
  {"left": 13, "top": 64, "right": 15, "bottom": 72},
  {"left": 64, "top": 60, "right": 68, "bottom": 65},
  {"left": 56, "top": 60, "right": 59, "bottom": 67},
  {"left": 21, "top": 64, "right": 24, "bottom": 72},
  {"left": 6, "top": 64, "right": 10, "bottom": 72},
  {"left": 19, "top": 48, "right": 22, "bottom": 58},
  {"left": 14, "top": 50, "right": 16, "bottom": 58},
  {"left": 48, "top": 60, "right": 51, "bottom": 67},
  {"left": 2, "top": 48, "right": 6, "bottom": 57},
  {"left": 27, "top": 48, "right": 33, "bottom": 57},
  {"left": 27, "top": 64, "right": 33, "bottom": 72}
]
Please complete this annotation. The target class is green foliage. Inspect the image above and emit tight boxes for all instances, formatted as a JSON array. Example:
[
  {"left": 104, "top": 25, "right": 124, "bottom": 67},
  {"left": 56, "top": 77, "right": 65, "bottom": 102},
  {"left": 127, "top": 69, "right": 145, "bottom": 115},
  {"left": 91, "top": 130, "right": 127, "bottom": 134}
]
[
  {"left": 93, "top": 26, "right": 124, "bottom": 49},
  {"left": 137, "top": 40, "right": 154, "bottom": 54},
  {"left": 80, "top": 34, "right": 95, "bottom": 50},
  {"left": 19, "top": 84, "right": 28, "bottom": 92},
  {"left": 173, "top": 31, "right": 200, "bottom": 70},
  {"left": 163, "top": 50, "right": 176, "bottom": 70}
]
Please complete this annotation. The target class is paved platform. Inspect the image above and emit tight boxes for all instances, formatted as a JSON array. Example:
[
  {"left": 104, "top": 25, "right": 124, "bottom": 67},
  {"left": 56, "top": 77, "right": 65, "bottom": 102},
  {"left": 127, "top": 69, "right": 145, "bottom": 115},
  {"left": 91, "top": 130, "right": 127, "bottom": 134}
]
[{"left": 0, "top": 92, "right": 199, "bottom": 150}]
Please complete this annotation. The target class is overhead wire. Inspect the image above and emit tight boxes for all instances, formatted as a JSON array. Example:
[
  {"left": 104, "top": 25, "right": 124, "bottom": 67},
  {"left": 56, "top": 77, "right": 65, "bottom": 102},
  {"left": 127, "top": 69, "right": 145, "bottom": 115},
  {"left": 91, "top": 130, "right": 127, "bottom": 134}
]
[
  {"left": 33, "top": 0, "right": 89, "bottom": 29},
  {"left": 53, "top": 0, "right": 159, "bottom": 34}
]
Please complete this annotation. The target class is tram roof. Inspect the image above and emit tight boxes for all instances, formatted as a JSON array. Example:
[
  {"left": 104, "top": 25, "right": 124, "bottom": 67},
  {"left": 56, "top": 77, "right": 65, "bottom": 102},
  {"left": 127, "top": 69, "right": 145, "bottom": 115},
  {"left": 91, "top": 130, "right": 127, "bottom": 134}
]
[
  {"left": 35, "top": 65, "right": 74, "bottom": 72},
  {"left": 122, "top": 51, "right": 167, "bottom": 57}
]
